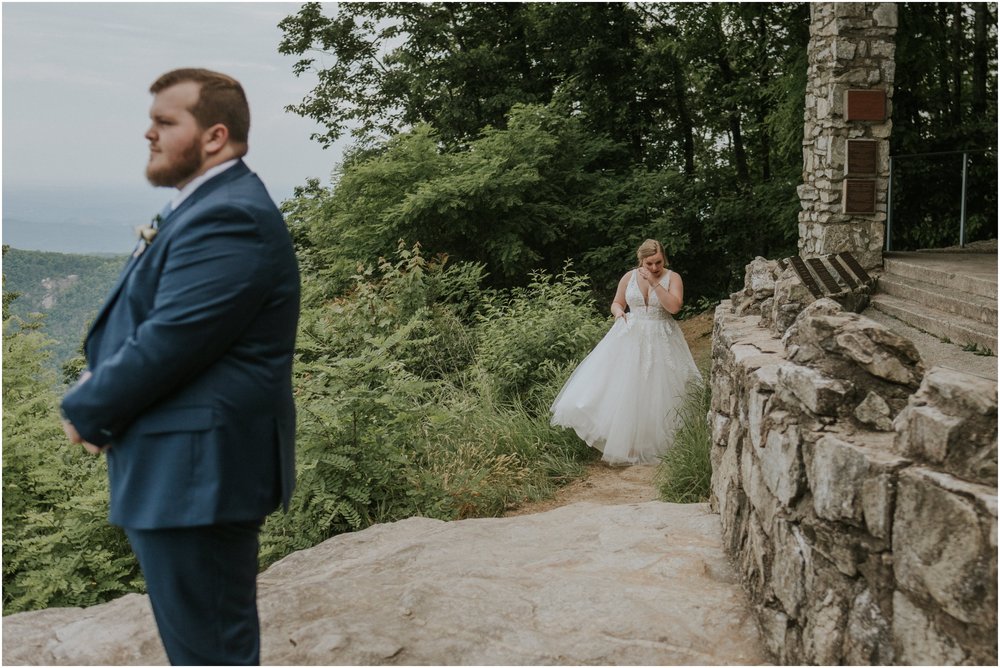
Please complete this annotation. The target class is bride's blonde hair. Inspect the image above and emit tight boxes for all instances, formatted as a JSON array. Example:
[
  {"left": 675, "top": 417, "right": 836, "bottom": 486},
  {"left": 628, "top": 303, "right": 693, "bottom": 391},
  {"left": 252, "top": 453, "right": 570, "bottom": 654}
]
[{"left": 636, "top": 239, "right": 668, "bottom": 267}]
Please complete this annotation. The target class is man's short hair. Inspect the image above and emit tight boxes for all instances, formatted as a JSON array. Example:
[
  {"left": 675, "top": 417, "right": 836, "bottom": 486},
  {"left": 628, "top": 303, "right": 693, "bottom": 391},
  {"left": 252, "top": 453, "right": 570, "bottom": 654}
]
[{"left": 150, "top": 68, "right": 250, "bottom": 144}]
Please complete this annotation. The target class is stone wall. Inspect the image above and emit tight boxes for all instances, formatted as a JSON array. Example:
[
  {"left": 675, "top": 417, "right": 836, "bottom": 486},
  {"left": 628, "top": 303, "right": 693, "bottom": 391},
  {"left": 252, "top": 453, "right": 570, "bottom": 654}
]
[
  {"left": 709, "top": 296, "right": 998, "bottom": 664},
  {"left": 798, "top": 3, "right": 897, "bottom": 269}
]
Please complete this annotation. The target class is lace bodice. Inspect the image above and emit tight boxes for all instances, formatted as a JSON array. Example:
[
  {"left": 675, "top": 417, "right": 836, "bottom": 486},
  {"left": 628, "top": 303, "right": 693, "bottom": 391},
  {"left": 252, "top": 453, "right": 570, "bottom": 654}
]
[{"left": 625, "top": 270, "right": 672, "bottom": 321}]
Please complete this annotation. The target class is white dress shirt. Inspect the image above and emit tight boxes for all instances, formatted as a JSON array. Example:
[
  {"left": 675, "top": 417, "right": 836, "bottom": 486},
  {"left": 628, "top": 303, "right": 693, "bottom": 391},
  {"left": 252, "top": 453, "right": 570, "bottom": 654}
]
[{"left": 168, "top": 158, "right": 241, "bottom": 211}]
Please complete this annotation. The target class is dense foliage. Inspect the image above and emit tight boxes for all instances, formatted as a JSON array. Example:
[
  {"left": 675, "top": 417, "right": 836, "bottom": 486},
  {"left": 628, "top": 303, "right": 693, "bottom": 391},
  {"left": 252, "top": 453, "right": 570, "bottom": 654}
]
[
  {"left": 259, "top": 245, "right": 604, "bottom": 567},
  {"left": 3, "top": 245, "right": 608, "bottom": 613},
  {"left": 889, "top": 2, "right": 998, "bottom": 251},
  {"left": 2, "top": 247, "right": 126, "bottom": 370},
  {"left": 3, "top": 258, "right": 143, "bottom": 612},
  {"left": 287, "top": 106, "right": 691, "bottom": 295},
  {"left": 279, "top": 1, "right": 811, "bottom": 300}
]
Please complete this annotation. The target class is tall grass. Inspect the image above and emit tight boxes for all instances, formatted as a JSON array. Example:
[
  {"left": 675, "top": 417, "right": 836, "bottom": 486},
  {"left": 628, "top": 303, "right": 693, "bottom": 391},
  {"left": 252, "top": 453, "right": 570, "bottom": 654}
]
[{"left": 655, "top": 368, "right": 713, "bottom": 503}]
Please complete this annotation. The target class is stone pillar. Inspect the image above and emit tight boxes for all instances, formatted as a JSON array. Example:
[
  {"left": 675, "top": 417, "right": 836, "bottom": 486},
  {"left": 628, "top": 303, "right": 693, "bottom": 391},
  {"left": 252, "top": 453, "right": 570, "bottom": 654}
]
[{"left": 798, "top": 3, "right": 897, "bottom": 269}]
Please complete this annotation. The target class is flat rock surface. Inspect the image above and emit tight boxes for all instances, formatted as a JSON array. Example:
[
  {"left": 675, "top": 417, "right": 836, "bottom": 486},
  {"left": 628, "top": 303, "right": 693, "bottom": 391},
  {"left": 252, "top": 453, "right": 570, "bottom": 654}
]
[{"left": 2, "top": 502, "right": 765, "bottom": 666}]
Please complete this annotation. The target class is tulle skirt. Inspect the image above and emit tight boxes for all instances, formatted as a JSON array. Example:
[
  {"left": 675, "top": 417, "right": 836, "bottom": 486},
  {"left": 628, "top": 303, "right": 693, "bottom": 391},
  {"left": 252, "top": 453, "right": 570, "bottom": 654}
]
[{"left": 550, "top": 311, "right": 701, "bottom": 465}]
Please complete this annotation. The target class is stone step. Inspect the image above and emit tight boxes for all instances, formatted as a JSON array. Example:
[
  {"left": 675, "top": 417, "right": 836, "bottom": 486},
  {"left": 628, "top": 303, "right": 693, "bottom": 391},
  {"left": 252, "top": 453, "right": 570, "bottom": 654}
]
[
  {"left": 883, "top": 254, "right": 997, "bottom": 301},
  {"left": 870, "top": 293, "right": 998, "bottom": 354},
  {"left": 863, "top": 307, "right": 997, "bottom": 380},
  {"left": 877, "top": 275, "right": 998, "bottom": 327}
]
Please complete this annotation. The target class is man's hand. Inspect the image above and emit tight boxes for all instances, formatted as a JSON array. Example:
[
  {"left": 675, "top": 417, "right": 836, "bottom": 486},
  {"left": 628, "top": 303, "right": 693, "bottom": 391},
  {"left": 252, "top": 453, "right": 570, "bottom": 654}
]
[
  {"left": 62, "top": 419, "right": 105, "bottom": 454},
  {"left": 73, "top": 369, "right": 93, "bottom": 388},
  {"left": 63, "top": 370, "right": 105, "bottom": 453}
]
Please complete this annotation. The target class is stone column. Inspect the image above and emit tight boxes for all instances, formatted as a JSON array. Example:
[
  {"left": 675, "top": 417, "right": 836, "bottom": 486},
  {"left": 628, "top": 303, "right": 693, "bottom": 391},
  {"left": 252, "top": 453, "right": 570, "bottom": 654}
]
[{"left": 798, "top": 3, "right": 897, "bottom": 269}]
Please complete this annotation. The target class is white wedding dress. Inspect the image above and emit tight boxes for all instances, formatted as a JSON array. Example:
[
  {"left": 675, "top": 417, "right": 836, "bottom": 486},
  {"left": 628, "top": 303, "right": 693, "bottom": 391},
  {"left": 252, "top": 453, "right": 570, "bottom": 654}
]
[{"left": 550, "top": 269, "right": 701, "bottom": 464}]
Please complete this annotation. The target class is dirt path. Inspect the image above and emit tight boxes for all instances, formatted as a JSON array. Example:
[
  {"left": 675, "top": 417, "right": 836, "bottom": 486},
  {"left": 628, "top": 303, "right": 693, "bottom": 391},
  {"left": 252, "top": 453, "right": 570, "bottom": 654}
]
[{"left": 507, "top": 310, "right": 715, "bottom": 516}]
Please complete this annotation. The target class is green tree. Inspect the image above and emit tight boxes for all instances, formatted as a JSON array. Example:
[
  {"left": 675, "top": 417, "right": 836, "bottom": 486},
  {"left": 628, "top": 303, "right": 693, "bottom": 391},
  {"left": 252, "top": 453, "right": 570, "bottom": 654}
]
[
  {"left": 290, "top": 104, "right": 689, "bottom": 295},
  {"left": 889, "top": 2, "right": 997, "bottom": 250},
  {"left": 2, "top": 294, "right": 141, "bottom": 614},
  {"left": 279, "top": 2, "right": 811, "bottom": 301},
  {"left": 280, "top": 1, "right": 657, "bottom": 165},
  {"left": 2, "top": 248, "right": 126, "bottom": 370}
]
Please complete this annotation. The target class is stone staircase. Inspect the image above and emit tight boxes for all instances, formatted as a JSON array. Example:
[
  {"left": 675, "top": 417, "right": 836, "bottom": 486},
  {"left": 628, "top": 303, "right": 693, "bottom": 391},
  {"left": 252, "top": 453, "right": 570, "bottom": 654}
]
[{"left": 871, "top": 251, "right": 998, "bottom": 355}]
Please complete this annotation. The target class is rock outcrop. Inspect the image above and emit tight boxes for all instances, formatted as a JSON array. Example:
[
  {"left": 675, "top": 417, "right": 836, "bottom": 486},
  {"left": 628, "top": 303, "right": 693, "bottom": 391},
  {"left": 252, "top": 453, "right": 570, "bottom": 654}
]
[{"left": 2, "top": 502, "right": 765, "bottom": 666}]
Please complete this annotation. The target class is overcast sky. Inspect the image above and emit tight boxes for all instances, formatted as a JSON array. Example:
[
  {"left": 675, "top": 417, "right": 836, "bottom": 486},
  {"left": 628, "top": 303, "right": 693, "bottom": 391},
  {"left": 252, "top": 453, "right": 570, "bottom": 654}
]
[{"left": 2, "top": 1, "right": 345, "bottom": 202}]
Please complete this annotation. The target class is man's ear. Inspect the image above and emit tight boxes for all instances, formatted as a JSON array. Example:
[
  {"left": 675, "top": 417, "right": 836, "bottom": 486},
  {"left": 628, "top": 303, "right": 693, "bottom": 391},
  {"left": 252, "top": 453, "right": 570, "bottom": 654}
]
[{"left": 201, "top": 123, "right": 230, "bottom": 155}]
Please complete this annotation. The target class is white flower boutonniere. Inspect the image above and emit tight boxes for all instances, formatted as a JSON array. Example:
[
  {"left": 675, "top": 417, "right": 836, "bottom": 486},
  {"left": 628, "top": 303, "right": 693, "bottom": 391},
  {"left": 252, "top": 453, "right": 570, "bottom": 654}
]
[{"left": 133, "top": 214, "right": 162, "bottom": 258}]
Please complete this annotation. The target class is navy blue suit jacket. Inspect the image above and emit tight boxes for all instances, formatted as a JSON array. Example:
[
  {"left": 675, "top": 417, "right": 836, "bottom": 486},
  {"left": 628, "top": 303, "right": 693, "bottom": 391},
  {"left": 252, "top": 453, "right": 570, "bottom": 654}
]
[{"left": 61, "top": 161, "right": 299, "bottom": 529}]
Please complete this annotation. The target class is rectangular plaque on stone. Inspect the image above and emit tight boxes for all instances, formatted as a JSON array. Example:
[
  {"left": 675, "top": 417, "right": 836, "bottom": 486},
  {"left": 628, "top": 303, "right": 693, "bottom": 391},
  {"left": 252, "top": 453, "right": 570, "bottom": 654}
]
[
  {"left": 788, "top": 256, "right": 824, "bottom": 299},
  {"left": 846, "top": 140, "right": 878, "bottom": 175},
  {"left": 843, "top": 179, "right": 876, "bottom": 214},
  {"left": 845, "top": 89, "right": 886, "bottom": 121}
]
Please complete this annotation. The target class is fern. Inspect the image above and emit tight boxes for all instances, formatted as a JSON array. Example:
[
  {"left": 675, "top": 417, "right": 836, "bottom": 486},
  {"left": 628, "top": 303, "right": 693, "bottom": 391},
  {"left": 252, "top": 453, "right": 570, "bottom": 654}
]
[{"left": 6, "top": 245, "right": 603, "bottom": 612}]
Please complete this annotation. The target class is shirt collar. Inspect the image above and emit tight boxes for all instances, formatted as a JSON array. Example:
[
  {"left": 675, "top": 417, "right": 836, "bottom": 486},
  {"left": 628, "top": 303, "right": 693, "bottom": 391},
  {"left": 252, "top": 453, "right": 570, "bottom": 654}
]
[{"left": 168, "top": 158, "right": 240, "bottom": 211}]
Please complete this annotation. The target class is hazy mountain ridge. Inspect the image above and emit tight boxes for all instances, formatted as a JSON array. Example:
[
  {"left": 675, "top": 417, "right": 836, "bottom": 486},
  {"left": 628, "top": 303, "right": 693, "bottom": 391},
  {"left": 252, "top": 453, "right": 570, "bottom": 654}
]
[
  {"left": 2, "top": 183, "right": 168, "bottom": 255},
  {"left": 3, "top": 248, "right": 127, "bottom": 370}
]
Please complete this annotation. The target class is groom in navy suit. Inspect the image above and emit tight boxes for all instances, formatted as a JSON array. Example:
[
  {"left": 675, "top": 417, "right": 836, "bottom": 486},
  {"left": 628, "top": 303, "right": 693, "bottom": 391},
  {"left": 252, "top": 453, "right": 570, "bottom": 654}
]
[{"left": 61, "top": 68, "right": 299, "bottom": 665}]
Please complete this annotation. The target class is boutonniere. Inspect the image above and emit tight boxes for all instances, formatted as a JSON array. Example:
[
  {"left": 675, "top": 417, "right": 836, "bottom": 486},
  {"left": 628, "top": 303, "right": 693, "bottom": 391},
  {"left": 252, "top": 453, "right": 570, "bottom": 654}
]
[{"left": 133, "top": 214, "right": 161, "bottom": 258}]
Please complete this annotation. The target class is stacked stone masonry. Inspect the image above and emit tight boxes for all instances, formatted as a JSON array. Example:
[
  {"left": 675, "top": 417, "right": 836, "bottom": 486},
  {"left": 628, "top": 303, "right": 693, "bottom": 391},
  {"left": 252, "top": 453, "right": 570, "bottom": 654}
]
[
  {"left": 799, "top": 3, "right": 897, "bottom": 269},
  {"left": 709, "top": 291, "right": 998, "bottom": 665}
]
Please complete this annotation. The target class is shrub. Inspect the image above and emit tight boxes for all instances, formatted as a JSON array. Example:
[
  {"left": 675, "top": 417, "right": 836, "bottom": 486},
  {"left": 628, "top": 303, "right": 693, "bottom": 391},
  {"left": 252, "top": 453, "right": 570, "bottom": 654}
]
[
  {"left": 259, "top": 247, "right": 600, "bottom": 568},
  {"left": 2, "top": 315, "right": 142, "bottom": 614},
  {"left": 655, "top": 369, "right": 713, "bottom": 503},
  {"left": 473, "top": 264, "right": 608, "bottom": 404}
]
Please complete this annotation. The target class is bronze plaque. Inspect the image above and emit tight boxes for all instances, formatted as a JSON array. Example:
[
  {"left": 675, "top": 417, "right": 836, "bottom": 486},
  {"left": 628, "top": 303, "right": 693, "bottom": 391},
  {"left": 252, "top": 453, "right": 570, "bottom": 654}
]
[
  {"left": 788, "top": 256, "right": 824, "bottom": 299},
  {"left": 843, "top": 179, "right": 876, "bottom": 214},
  {"left": 827, "top": 254, "right": 859, "bottom": 289},
  {"left": 846, "top": 140, "right": 878, "bottom": 175},
  {"left": 806, "top": 257, "right": 842, "bottom": 293},
  {"left": 838, "top": 251, "right": 873, "bottom": 284},
  {"left": 845, "top": 89, "right": 886, "bottom": 121}
]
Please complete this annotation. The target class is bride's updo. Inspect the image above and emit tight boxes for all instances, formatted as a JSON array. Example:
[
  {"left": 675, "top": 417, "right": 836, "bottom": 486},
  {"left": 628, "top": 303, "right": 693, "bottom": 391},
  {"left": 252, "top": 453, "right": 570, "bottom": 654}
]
[{"left": 636, "top": 239, "right": 668, "bottom": 267}]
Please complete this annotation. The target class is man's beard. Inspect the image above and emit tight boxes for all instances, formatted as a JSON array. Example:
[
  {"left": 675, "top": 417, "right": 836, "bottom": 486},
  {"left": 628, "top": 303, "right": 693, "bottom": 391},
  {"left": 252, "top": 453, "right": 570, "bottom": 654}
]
[{"left": 146, "top": 139, "right": 203, "bottom": 188}]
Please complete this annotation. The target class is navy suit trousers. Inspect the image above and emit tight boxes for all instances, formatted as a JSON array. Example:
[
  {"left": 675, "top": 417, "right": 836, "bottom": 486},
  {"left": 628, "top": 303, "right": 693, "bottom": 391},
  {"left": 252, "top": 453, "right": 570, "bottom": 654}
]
[{"left": 126, "top": 521, "right": 263, "bottom": 665}]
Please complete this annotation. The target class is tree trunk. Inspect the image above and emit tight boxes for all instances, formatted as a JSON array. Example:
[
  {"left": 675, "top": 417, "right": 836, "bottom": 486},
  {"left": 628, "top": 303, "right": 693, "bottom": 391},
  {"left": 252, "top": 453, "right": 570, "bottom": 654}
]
[
  {"left": 670, "top": 54, "right": 697, "bottom": 175},
  {"left": 755, "top": 7, "right": 772, "bottom": 181},
  {"left": 972, "top": 3, "right": 988, "bottom": 115},
  {"left": 936, "top": 3, "right": 952, "bottom": 127},
  {"left": 951, "top": 3, "right": 963, "bottom": 126},
  {"left": 718, "top": 54, "right": 750, "bottom": 184}
]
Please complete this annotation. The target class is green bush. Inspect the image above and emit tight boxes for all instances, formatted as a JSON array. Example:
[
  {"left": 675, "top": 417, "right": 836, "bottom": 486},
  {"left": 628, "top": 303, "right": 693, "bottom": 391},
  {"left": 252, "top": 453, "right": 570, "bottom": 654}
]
[
  {"left": 259, "top": 246, "right": 601, "bottom": 569},
  {"left": 474, "top": 264, "right": 609, "bottom": 404},
  {"left": 2, "top": 314, "right": 142, "bottom": 614}
]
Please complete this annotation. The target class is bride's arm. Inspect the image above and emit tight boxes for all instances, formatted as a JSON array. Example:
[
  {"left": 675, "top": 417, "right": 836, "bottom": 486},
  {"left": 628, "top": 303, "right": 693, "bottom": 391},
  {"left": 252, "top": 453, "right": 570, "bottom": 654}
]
[
  {"left": 654, "top": 270, "right": 684, "bottom": 314},
  {"left": 611, "top": 272, "right": 630, "bottom": 319}
]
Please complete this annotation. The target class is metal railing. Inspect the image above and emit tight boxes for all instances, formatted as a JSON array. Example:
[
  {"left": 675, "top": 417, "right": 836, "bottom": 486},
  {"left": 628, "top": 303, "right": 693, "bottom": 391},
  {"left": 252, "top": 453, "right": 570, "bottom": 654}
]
[{"left": 886, "top": 148, "right": 996, "bottom": 252}]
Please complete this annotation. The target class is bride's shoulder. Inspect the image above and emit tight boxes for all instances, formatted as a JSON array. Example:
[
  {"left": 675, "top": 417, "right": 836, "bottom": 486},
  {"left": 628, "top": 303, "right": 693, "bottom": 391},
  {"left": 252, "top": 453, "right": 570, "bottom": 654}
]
[{"left": 619, "top": 270, "right": 635, "bottom": 284}]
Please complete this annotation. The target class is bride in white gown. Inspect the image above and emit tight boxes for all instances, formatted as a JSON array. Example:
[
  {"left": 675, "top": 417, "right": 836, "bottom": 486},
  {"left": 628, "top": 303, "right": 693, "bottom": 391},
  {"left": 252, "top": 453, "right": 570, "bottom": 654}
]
[{"left": 550, "top": 239, "right": 701, "bottom": 464}]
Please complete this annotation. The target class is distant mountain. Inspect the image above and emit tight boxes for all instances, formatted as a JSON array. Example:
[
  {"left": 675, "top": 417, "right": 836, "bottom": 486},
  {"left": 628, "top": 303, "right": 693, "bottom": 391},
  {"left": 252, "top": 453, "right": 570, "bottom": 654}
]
[
  {"left": 3, "top": 247, "right": 127, "bottom": 370},
  {"left": 2, "top": 181, "right": 300, "bottom": 254},
  {"left": 2, "top": 216, "right": 140, "bottom": 256},
  {"left": 2, "top": 183, "right": 169, "bottom": 254}
]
